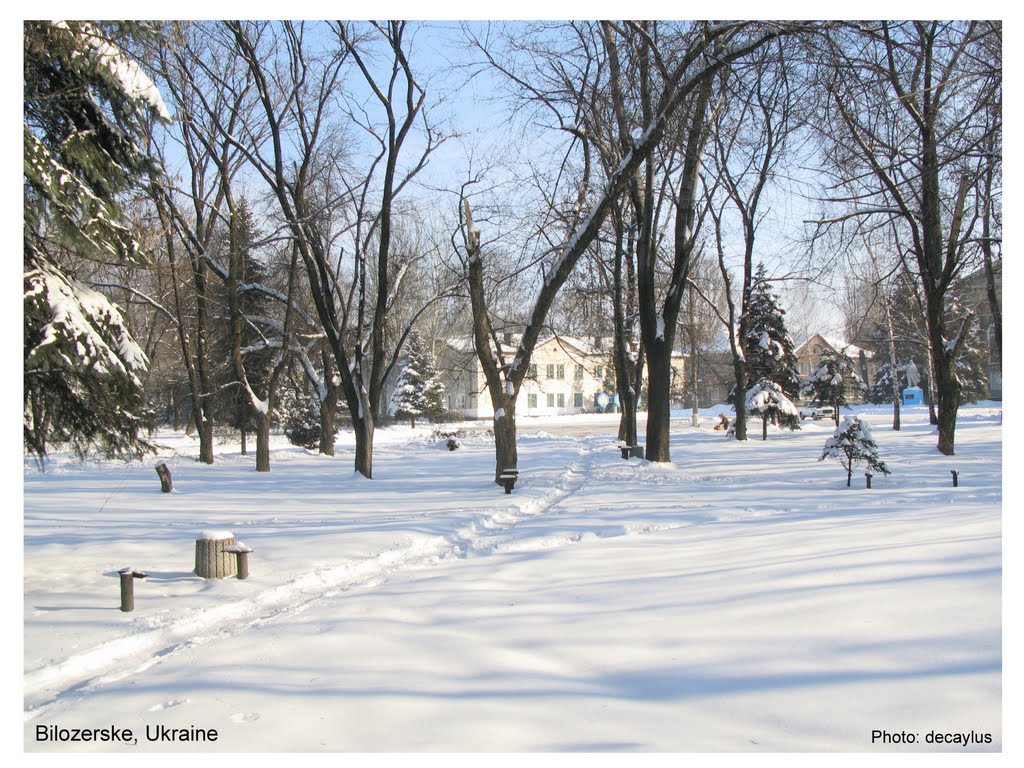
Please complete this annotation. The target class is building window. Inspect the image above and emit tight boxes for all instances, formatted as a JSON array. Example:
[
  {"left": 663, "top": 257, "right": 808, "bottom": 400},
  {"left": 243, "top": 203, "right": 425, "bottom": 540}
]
[
  {"left": 546, "top": 364, "right": 555, "bottom": 379},
  {"left": 528, "top": 394, "right": 537, "bottom": 409},
  {"left": 557, "top": 393, "right": 565, "bottom": 408},
  {"left": 575, "top": 364, "right": 584, "bottom": 380},
  {"left": 573, "top": 392, "right": 583, "bottom": 408},
  {"left": 556, "top": 364, "right": 565, "bottom": 379},
  {"left": 546, "top": 393, "right": 555, "bottom": 408},
  {"left": 595, "top": 365, "right": 603, "bottom": 380},
  {"left": 528, "top": 364, "right": 537, "bottom": 378}
]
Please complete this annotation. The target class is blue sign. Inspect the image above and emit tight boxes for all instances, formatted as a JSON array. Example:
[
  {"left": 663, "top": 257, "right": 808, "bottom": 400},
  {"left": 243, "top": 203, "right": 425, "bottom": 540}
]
[{"left": 596, "top": 392, "right": 610, "bottom": 408}]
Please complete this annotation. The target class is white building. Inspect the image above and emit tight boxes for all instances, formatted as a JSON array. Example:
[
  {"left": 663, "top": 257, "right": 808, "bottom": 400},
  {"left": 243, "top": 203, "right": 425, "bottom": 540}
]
[{"left": 437, "top": 333, "right": 684, "bottom": 419}]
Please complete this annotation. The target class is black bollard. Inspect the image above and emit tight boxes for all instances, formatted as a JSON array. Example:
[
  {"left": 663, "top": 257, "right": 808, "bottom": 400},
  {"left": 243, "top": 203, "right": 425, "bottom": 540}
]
[
  {"left": 865, "top": 472, "right": 873, "bottom": 489},
  {"left": 951, "top": 470, "right": 959, "bottom": 487}
]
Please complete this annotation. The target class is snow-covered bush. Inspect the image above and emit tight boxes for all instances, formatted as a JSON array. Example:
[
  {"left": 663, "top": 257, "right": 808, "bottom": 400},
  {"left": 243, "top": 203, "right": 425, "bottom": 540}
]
[{"left": 820, "top": 417, "right": 892, "bottom": 487}]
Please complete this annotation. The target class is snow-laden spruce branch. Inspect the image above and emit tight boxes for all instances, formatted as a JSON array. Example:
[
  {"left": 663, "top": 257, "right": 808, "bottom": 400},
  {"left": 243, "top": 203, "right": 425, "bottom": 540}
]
[{"left": 89, "top": 282, "right": 179, "bottom": 326}]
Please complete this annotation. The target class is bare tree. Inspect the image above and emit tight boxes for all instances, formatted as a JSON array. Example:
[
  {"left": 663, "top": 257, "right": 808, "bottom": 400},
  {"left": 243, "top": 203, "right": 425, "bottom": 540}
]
[
  {"left": 461, "top": 22, "right": 805, "bottom": 479},
  {"left": 220, "top": 21, "right": 441, "bottom": 478},
  {"left": 703, "top": 41, "right": 798, "bottom": 442},
  {"left": 814, "top": 21, "right": 1001, "bottom": 455},
  {"left": 147, "top": 22, "right": 256, "bottom": 464}
]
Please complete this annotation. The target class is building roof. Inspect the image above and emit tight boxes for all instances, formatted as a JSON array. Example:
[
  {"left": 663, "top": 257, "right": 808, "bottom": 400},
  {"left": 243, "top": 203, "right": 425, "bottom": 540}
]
[{"left": 795, "top": 332, "right": 874, "bottom": 360}]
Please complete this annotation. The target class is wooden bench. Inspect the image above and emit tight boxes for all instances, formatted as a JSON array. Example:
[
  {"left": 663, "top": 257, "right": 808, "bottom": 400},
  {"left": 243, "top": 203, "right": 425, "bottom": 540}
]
[{"left": 620, "top": 445, "right": 645, "bottom": 459}]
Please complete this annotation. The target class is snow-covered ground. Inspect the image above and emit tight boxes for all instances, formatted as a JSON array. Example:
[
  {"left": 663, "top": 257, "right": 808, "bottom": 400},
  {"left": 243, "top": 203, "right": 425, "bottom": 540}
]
[{"left": 23, "top": 404, "right": 1003, "bottom": 752}]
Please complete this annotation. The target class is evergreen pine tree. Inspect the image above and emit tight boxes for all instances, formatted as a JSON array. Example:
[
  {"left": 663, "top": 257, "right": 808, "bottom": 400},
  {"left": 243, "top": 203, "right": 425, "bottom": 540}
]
[
  {"left": 807, "top": 351, "right": 861, "bottom": 426},
  {"left": 24, "top": 21, "right": 170, "bottom": 460},
  {"left": 945, "top": 290, "right": 990, "bottom": 404},
  {"left": 391, "top": 332, "right": 446, "bottom": 428},
  {"left": 956, "top": 334, "right": 990, "bottom": 403},
  {"left": 820, "top": 416, "right": 892, "bottom": 487},
  {"left": 742, "top": 264, "right": 801, "bottom": 399},
  {"left": 865, "top": 362, "right": 907, "bottom": 405},
  {"left": 744, "top": 377, "right": 802, "bottom": 440}
]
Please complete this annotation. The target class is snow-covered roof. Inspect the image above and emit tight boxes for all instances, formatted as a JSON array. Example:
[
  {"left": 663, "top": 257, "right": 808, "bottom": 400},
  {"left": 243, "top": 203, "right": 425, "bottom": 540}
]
[
  {"left": 796, "top": 333, "right": 873, "bottom": 360},
  {"left": 822, "top": 335, "right": 873, "bottom": 360}
]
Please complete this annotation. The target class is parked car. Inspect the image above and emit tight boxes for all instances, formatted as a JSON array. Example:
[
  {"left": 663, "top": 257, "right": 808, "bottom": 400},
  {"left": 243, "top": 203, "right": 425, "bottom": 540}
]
[{"left": 812, "top": 406, "right": 836, "bottom": 421}]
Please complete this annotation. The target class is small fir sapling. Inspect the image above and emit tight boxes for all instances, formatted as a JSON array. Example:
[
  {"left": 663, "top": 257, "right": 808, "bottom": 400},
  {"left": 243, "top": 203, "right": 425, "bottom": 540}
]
[
  {"left": 820, "top": 416, "right": 892, "bottom": 487},
  {"left": 745, "top": 378, "right": 802, "bottom": 440},
  {"left": 806, "top": 351, "right": 861, "bottom": 427}
]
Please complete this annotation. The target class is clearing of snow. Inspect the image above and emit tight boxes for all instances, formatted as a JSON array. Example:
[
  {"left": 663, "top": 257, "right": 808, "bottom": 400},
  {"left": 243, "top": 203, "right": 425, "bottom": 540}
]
[{"left": 23, "top": 404, "right": 1003, "bottom": 752}]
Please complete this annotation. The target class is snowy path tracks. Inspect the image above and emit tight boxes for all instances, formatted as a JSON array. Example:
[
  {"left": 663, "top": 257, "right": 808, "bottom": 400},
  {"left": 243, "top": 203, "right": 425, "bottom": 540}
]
[{"left": 23, "top": 435, "right": 602, "bottom": 719}]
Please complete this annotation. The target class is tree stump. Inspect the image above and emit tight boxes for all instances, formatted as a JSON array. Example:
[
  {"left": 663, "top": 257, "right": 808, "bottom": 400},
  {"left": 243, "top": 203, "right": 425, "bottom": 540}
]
[
  {"left": 155, "top": 462, "right": 172, "bottom": 493},
  {"left": 195, "top": 531, "right": 237, "bottom": 579}
]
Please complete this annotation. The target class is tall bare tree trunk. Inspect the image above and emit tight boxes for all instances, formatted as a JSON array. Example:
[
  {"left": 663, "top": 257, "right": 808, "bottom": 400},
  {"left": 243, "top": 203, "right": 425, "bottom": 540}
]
[{"left": 255, "top": 411, "right": 271, "bottom": 472}]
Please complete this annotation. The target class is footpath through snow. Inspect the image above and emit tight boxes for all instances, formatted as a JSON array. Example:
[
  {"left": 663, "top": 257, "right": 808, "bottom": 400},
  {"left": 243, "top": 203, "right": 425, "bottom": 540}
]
[{"left": 23, "top": 406, "right": 1003, "bottom": 751}]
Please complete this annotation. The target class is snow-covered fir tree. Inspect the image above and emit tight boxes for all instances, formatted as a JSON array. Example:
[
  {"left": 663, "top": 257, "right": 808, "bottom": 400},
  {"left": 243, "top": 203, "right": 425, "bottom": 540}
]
[
  {"left": 742, "top": 264, "right": 801, "bottom": 398},
  {"left": 865, "top": 362, "right": 908, "bottom": 405},
  {"left": 24, "top": 21, "right": 170, "bottom": 460},
  {"left": 278, "top": 384, "right": 322, "bottom": 450},
  {"left": 744, "top": 378, "right": 801, "bottom": 441},
  {"left": 391, "top": 332, "right": 446, "bottom": 428},
  {"left": 806, "top": 351, "right": 862, "bottom": 426},
  {"left": 945, "top": 291, "right": 990, "bottom": 404},
  {"left": 24, "top": 262, "right": 152, "bottom": 459},
  {"left": 819, "top": 416, "right": 892, "bottom": 488}
]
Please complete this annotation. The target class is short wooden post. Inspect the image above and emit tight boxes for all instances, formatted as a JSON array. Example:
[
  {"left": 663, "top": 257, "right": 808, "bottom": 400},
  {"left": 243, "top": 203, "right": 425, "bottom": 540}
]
[
  {"left": 865, "top": 472, "right": 873, "bottom": 489},
  {"left": 118, "top": 567, "right": 147, "bottom": 612},
  {"left": 155, "top": 462, "right": 172, "bottom": 493},
  {"left": 223, "top": 543, "right": 254, "bottom": 580},
  {"left": 195, "top": 531, "right": 237, "bottom": 579},
  {"left": 620, "top": 446, "right": 631, "bottom": 459},
  {"left": 951, "top": 470, "right": 959, "bottom": 487}
]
